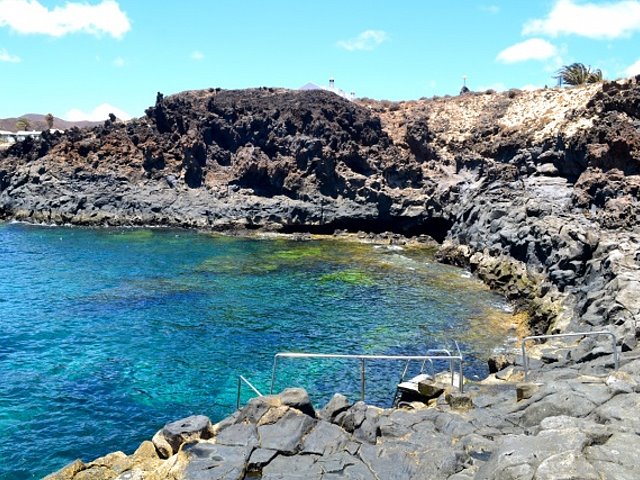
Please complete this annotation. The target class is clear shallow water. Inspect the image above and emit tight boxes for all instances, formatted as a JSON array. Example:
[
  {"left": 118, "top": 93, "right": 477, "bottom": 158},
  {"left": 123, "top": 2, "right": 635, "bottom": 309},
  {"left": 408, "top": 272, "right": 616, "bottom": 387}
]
[{"left": 0, "top": 224, "right": 514, "bottom": 479}]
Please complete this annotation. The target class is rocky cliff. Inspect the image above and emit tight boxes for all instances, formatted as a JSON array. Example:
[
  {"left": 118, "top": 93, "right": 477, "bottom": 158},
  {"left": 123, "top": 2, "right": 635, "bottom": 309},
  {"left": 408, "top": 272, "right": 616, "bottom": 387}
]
[
  {"left": 3, "top": 80, "right": 640, "bottom": 479},
  {"left": 1, "top": 80, "right": 638, "bottom": 339}
]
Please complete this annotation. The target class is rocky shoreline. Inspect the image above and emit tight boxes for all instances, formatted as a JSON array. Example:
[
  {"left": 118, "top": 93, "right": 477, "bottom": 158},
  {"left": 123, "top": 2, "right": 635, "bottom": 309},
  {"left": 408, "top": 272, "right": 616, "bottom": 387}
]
[
  {"left": 2, "top": 79, "right": 639, "bottom": 478},
  {"left": 43, "top": 355, "right": 640, "bottom": 480}
]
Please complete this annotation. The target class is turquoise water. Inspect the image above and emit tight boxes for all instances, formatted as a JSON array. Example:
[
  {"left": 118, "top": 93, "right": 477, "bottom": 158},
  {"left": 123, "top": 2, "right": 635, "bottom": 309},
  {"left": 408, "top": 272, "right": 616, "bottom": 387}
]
[{"left": 0, "top": 224, "right": 513, "bottom": 479}]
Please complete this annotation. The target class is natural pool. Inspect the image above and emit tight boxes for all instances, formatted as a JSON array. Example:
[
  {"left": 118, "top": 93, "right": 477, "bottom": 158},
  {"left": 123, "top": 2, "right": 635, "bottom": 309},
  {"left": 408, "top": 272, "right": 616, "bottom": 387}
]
[{"left": 0, "top": 224, "right": 516, "bottom": 479}]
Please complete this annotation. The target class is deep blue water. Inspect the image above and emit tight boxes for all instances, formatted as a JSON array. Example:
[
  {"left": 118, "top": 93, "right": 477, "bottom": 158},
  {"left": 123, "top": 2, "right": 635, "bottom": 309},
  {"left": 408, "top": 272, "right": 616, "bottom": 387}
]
[{"left": 0, "top": 223, "right": 514, "bottom": 479}]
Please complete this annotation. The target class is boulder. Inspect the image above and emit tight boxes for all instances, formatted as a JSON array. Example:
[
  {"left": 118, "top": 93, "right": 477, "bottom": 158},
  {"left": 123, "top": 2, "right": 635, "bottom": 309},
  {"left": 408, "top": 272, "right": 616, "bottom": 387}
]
[
  {"left": 516, "top": 388, "right": 597, "bottom": 427},
  {"left": 534, "top": 451, "right": 599, "bottom": 480},
  {"left": 114, "top": 471, "right": 146, "bottom": 480},
  {"left": 445, "top": 391, "right": 474, "bottom": 410},
  {"left": 585, "top": 433, "right": 640, "bottom": 479},
  {"left": 43, "top": 459, "right": 86, "bottom": 480},
  {"left": 261, "top": 453, "right": 323, "bottom": 479},
  {"left": 247, "top": 448, "right": 278, "bottom": 471},
  {"left": 153, "top": 415, "right": 212, "bottom": 458},
  {"left": 334, "top": 401, "right": 367, "bottom": 432},
  {"left": 417, "top": 380, "right": 447, "bottom": 400},
  {"left": 257, "top": 409, "right": 316, "bottom": 454},
  {"left": 605, "top": 370, "right": 638, "bottom": 394},
  {"left": 301, "top": 420, "right": 350, "bottom": 455},
  {"left": 215, "top": 423, "right": 259, "bottom": 448},
  {"left": 590, "top": 392, "right": 640, "bottom": 431},
  {"left": 488, "top": 353, "right": 516, "bottom": 373},
  {"left": 85, "top": 451, "right": 130, "bottom": 475},
  {"left": 73, "top": 467, "right": 117, "bottom": 480},
  {"left": 516, "top": 382, "right": 538, "bottom": 401},
  {"left": 318, "top": 393, "right": 351, "bottom": 422},
  {"left": 183, "top": 443, "right": 252, "bottom": 480},
  {"left": 353, "top": 406, "right": 383, "bottom": 444},
  {"left": 151, "top": 430, "right": 172, "bottom": 460},
  {"left": 278, "top": 387, "right": 316, "bottom": 417},
  {"left": 237, "top": 395, "right": 281, "bottom": 424},
  {"left": 476, "top": 429, "right": 589, "bottom": 480}
]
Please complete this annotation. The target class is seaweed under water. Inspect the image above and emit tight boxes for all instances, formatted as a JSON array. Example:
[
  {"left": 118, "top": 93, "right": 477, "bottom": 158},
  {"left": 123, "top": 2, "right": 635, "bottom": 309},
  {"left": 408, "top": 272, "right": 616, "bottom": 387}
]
[{"left": 0, "top": 225, "right": 515, "bottom": 479}]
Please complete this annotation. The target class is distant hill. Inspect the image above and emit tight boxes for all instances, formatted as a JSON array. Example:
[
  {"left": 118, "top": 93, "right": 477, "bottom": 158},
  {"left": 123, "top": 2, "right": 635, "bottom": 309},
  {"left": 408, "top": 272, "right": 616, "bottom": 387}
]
[{"left": 0, "top": 114, "right": 102, "bottom": 132}]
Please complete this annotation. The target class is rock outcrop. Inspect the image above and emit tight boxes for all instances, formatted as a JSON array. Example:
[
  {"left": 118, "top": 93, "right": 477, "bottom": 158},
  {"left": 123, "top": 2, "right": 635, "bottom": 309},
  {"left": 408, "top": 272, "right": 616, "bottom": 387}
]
[
  {"left": 45, "top": 367, "right": 640, "bottom": 480},
  {"left": 3, "top": 79, "right": 640, "bottom": 479},
  {"left": 2, "top": 80, "right": 638, "bottom": 338}
]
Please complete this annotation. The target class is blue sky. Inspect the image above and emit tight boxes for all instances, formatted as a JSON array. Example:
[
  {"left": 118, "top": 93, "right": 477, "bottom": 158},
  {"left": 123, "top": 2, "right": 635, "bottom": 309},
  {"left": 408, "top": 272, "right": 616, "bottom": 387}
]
[{"left": 1, "top": 0, "right": 640, "bottom": 121}]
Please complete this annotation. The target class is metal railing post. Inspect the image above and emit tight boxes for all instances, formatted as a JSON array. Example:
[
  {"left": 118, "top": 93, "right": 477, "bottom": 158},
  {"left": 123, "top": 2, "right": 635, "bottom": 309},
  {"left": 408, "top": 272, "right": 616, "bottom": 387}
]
[
  {"left": 360, "top": 358, "right": 366, "bottom": 401},
  {"left": 610, "top": 334, "right": 619, "bottom": 370},
  {"left": 454, "top": 342, "right": 463, "bottom": 392},
  {"left": 270, "top": 355, "right": 279, "bottom": 394},
  {"left": 237, "top": 375, "right": 264, "bottom": 409}
]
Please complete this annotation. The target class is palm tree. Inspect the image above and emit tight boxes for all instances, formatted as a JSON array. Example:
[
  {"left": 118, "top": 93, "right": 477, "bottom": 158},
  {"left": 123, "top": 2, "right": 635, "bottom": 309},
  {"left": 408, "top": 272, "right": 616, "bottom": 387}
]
[
  {"left": 15, "top": 118, "right": 31, "bottom": 131},
  {"left": 555, "top": 63, "right": 603, "bottom": 86},
  {"left": 45, "top": 113, "right": 54, "bottom": 130}
]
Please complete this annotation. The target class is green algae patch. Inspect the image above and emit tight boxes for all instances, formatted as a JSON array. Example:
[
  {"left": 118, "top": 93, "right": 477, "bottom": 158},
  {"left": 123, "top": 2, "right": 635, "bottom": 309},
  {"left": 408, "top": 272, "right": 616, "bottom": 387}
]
[
  {"left": 108, "top": 229, "right": 155, "bottom": 242},
  {"left": 271, "top": 245, "right": 325, "bottom": 261},
  {"left": 319, "top": 270, "right": 375, "bottom": 286},
  {"left": 195, "top": 257, "right": 279, "bottom": 275}
]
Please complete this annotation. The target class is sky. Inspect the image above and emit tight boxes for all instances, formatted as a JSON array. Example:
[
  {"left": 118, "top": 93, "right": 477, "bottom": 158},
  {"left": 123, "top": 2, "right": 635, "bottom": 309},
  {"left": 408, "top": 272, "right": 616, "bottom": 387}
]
[{"left": 2, "top": 0, "right": 640, "bottom": 121}]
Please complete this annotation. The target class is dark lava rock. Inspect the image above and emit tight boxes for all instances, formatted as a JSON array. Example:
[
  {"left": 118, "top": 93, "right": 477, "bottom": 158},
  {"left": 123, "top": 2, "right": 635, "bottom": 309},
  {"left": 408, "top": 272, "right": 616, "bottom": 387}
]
[
  {"left": 318, "top": 393, "right": 351, "bottom": 422},
  {"left": 257, "top": 409, "right": 316, "bottom": 454},
  {"left": 278, "top": 387, "right": 316, "bottom": 418},
  {"left": 184, "top": 443, "right": 252, "bottom": 480},
  {"left": 153, "top": 414, "right": 212, "bottom": 458},
  {"left": 301, "top": 420, "right": 350, "bottom": 455},
  {"left": 488, "top": 353, "right": 516, "bottom": 374}
]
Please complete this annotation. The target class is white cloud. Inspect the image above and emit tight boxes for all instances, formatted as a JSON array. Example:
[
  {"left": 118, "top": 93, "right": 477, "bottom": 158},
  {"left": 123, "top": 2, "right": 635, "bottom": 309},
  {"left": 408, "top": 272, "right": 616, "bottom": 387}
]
[
  {"left": 480, "top": 5, "right": 500, "bottom": 14},
  {"left": 0, "top": 47, "right": 20, "bottom": 62},
  {"left": 497, "top": 38, "right": 558, "bottom": 63},
  {"left": 113, "top": 56, "right": 125, "bottom": 67},
  {"left": 190, "top": 50, "right": 204, "bottom": 61},
  {"left": 524, "top": 0, "right": 640, "bottom": 39},
  {"left": 65, "top": 103, "right": 131, "bottom": 122},
  {"left": 336, "top": 30, "right": 388, "bottom": 51},
  {"left": 0, "top": 0, "right": 130, "bottom": 38},
  {"left": 623, "top": 58, "right": 640, "bottom": 76}
]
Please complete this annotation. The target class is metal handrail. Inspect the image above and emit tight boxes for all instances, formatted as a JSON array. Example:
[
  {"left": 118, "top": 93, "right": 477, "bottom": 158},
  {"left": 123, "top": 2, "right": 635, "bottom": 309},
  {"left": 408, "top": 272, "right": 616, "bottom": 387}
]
[
  {"left": 236, "top": 375, "right": 263, "bottom": 408},
  {"left": 400, "top": 357, "right": 435, "bottom": 382},
  {"left": 400, "top": 348, "right": 455, "bottom": 384},
  {"left": 270, "top": 345, "right": 464, "bottom": 400},
  {"left": 521, "top": 331, "right": 618, "bottom": 381}
]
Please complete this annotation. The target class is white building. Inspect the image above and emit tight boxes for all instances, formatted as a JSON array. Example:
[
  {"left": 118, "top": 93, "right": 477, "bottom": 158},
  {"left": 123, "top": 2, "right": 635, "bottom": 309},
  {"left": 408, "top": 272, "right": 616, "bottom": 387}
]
[
  {"left": 0, "top": 130, "right": 46, "bottom": 144},
  {"left": 0, "top": 130, "right": 16, "bottom": 144},
  {"left": 300, "top": 78, "right": 355, "bottom": 101},
  {"left": 15, "top": 130, "right": 42, "bottom": 141}
]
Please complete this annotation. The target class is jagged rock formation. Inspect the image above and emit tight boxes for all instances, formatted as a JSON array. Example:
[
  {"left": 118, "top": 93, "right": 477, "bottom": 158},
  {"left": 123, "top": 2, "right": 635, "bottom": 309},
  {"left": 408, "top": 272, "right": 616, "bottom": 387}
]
[
  {"left": 1, "top": 80, "right": 638, "bottom": 339},
  {"left": 3, "top": 79, "right": 640, "bottom": 479},
  {"left": 0, "top": 89, "right": 437, "bottom": 236},
  {"left": 45, "top": 372, "right": 640, "bottom": 480}
]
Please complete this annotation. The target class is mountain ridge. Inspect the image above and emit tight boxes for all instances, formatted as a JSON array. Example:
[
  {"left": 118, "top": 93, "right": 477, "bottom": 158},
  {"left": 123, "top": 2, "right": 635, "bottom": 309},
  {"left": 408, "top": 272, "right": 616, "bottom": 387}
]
[{"left": 0, "top": 113, "right": 101, "bottom": 131}]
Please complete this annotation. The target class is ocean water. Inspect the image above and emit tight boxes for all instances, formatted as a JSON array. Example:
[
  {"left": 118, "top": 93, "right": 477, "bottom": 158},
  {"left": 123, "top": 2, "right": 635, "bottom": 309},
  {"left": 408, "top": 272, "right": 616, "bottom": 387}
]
[{"left": 0, "top": 224, "right": 515, "bottom": 479}]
